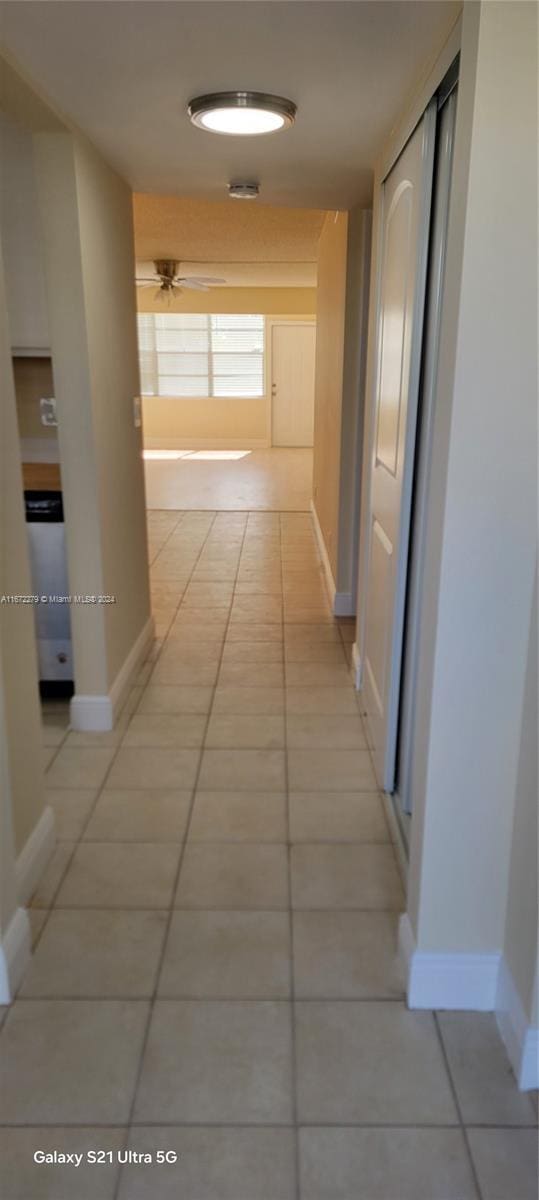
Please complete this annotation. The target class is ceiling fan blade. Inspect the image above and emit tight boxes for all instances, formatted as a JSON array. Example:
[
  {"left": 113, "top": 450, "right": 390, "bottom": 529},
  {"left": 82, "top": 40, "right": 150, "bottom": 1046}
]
[
  {"left": 178, "top": 278, "right": 209, "bottom": 291},
  {"left": 138, "top": 281, "right": 160, "bottom": 288},
  {"left": 182, "top": 276, "right": 226, "bottom": 285},
  {"left": 136, "top": 277, "right": 159, "bottom": 283}
]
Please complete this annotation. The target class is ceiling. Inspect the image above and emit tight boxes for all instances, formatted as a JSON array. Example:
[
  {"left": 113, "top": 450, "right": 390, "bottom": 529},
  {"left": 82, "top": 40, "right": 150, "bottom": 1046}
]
[
  {"left": 0, "top": 1, "right": 460, "bottom": 210},
  {"left": 137, "top": 261, "right": 317, "bottom": 288},
  {"left": 134, "top": 193, "right": 324, "bottom": 282}
]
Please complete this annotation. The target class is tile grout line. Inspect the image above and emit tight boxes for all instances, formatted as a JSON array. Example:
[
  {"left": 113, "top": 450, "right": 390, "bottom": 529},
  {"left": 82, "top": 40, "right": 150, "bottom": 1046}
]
[
  {"left": 432, "top": 1011, "right": 485, "bottom": 1200},
  {"left": 0, "top": 1118, "right": 533, "bottom": 1131},
  {"left": 112, "top": 509, "right": 223, "bottom": 1198},
  {"left": 114, "top": 510, "right": 251, "bottom": 1197},
  {"left": 280, "top": 513, "right": 302, "bottom": 1200},
  {"left": 28, "top": 516, "right": 197, "bottom": 961}
]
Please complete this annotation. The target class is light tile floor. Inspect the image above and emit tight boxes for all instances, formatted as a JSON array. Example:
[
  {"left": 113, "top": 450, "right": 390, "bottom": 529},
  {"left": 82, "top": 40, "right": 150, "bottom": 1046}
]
[{"left": 0, "top": 509, "right": 537, "bottom": 1200}]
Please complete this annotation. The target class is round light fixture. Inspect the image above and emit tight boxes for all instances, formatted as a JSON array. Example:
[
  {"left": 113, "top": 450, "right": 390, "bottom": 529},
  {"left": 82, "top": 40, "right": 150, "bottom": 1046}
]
[
  {"left": 228, "top": 181, "right": 260, "bottom": 200},
  {"left": 188, "top": 91, "right": 296, "bottom": 136}
]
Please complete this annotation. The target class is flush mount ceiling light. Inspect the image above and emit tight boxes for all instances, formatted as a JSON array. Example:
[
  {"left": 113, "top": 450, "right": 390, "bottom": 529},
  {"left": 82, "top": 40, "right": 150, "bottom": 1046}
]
[
  {"left": 228, "top": 181, "right": 260, "bottom": 200},
  {"left": 188, "top": 91, "right": 296, "bottom": 136}
]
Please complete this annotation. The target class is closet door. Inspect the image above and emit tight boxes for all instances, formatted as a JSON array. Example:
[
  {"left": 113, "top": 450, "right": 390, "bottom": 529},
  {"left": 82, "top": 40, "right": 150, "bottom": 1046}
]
[{"left": 362, "top": 104, "right": 436, "bottom": 790}]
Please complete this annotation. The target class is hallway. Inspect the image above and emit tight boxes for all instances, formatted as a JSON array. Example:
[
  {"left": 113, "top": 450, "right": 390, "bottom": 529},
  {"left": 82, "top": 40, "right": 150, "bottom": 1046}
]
[{"left": 0, "top": 510, "right": 536, "bottom": 1199}]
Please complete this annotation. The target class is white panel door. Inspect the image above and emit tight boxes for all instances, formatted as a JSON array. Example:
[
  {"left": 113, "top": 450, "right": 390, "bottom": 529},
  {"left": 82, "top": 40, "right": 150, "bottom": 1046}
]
[
  {"left": 362, "top": 106, "right": 436, "bottom": 791},
  {"left": 271, "top": 322, "right": 316, "bottom": 447}
]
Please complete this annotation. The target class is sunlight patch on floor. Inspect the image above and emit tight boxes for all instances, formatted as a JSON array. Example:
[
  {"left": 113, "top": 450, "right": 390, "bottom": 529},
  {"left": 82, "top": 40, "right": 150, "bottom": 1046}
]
[
  {"left": 143, "top": 449, "right": 251, "bottom": 462},
  {"left": 143, "top": 450, "right": 190, "bottom": 460}
]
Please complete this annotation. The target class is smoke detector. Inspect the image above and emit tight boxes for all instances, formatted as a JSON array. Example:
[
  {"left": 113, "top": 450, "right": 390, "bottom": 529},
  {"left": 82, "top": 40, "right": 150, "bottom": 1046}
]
[{"left": 228, "top": 182, "right": 260, "bottom": 200}]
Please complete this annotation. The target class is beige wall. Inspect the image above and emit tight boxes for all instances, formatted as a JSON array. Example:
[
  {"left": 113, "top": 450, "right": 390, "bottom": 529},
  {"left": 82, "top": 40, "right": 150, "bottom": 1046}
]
[
  {"left": 34, "top": 131, "right": 109, "bottom": 696},
  {"left": 312, "top": 211, "right": 349, "bottom": 579},
  {"left": 137, "top": 285, "right": 316, "bottom": 316},
  {"left": 143, "top": 396, "right": 267, "bottom": 446},
  {"left": 12, "top": 356, "right": 56, "bottom": 441},
  {"left": 0, "top": 113, "right": 50, "bottom": 351},
  {"left": 34, "top": 128, "right": 151, "bottom": 698},
  {"left": 0, "top": 236, "right": 46, "bottom": 856},
  {"left": 74, "top": 138, "right": 151, "bottom": 685},
  {"left": 337, "top": 206, "right": 372, "bottom": 601}
]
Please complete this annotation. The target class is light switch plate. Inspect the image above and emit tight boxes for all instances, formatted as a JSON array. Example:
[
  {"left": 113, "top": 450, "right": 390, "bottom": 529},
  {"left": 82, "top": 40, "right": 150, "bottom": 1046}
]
[
  {"left": 133, "top": 395, "right": 142, "bottom": 428},
  {"left": 40, "top": 397, "right": 57, "bottom": 427}
]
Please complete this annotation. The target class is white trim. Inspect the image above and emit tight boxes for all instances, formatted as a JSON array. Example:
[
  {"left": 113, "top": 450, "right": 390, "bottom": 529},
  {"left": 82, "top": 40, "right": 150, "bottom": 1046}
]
[
  {"left": 310, "top": 502, "right": 356, "bottom": 618},
  {"left": 378, "top": 16, "right": 461, "bottom": 181},
  {"left": 70, "top": 616, "right": 154, "bottom": 731},
  {"left": 69, "top": 693, "right": 113, "bottom": 732},
  {"left": 143, "top": 436, "right": 271, "bottom": 451},
  {"left": 352, "top": 641, "right": 362, "bottom": 689},
  {"left": 496, "top": 957, "right": 539, "bottom": 1090},
  {"left": 0, "top": 907, "right": 31, "bottom": 1003},
  {"left": 398, "top": 914, "right": 501, "bottom": 1010},
  {"left": 334, "top": 592, "right": 354, "bottom": 617},
  {"left": 381, "top": 794, "right": 409, "bottom": 890},
  {"left": 310, "top": 500, "right": 337, "bottom": 610},
  {"left": 109, "top": 615, "right": 154, "bottom": 718},
  {"left": 16, "top": 805, "right": 56, "bottom": 907}
]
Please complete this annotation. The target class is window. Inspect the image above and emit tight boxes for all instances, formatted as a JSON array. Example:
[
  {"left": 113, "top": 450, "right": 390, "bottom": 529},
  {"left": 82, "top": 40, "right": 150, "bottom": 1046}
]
[{"left": 137, "top": 313, "right": 265, "bottom": 398}]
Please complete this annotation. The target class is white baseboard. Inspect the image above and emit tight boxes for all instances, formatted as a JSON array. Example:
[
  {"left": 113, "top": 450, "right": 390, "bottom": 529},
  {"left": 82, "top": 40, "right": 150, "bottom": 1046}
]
[
  {"left": 70, "top": 616, "right": 154, "bottom": 731},
  {"left": 16, "top": 805, "right": 56, "bottom": 907},
  {"left": 496, "top": 956, "right": 539, "bottom": 1090},
  {"left": 381, "top": 795, "right": 409, "bottom": 890},
  {"left": 310, "top": 501, "right": 337, "bottom": 609},
  {"left": 334, "top": 592, "right": 355, "bottom": 617},
  {"left": 0, "top": 907, "right": 31, "bottom": 1003},
  {"left": 143, "top": 437, "right": 270, "bottom": 451},
  {"left": 398, "top": 914, "right": 501, "bottom": 1011},
  {"left": 352, "top": 642, "right": 362, "bottom": 689},
  {"left": 310, "top": 503, "right": 355, "bottom": 618},
  {"left": 70, "top": 693, "right": 113, "bottom": 732},
  {"left": 109, "top": 615, "right": 155, "bottom": 718}
]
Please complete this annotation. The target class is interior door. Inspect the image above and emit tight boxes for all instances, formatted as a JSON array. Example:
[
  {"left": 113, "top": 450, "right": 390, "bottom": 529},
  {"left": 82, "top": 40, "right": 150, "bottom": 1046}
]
[
  {"left": 362, "top": 104, "right": 437, "bottom": 791},
  {"left": 271, "top": 323, "right": 316, "bottom": 446}
]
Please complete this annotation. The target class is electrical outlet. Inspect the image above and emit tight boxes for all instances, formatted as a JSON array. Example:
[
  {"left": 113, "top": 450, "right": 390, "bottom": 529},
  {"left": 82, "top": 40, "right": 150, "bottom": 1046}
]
[{"left": 133, "top": 396, "right": 142, "bottom": 428}]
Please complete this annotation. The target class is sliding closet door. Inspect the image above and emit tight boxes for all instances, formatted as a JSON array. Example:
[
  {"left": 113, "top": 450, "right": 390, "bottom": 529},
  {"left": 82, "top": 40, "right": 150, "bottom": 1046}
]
[
  {"left": 362, "top": 103, "right": 437, "bottom": 791},
  {"left": 398, "top": 86, "right": 459, "bottom": 816}
]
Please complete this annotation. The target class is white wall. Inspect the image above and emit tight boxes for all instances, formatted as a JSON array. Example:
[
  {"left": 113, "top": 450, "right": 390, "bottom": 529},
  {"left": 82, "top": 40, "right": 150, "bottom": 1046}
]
[
  {"left": 352, "top": 2, "right": 537, "bottom": 1080},
  {"left": 0, "top": 234, "right": 47, "bottom": 857},
  {"left": 499, "top": 582, "right": 538, "bottom": 1026},
  {"left": 406, "top": 0, "right": 537, "bottom": 958}
]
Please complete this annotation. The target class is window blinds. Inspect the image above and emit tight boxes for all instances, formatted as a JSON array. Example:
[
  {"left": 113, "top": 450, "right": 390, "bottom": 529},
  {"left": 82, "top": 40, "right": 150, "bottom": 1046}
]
[{"left": 137, "top": 313, "right": 265, "bottom": 398}]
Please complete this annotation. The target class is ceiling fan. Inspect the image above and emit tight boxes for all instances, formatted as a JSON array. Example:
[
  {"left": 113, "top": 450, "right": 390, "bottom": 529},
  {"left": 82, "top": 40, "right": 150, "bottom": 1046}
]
[{"left": 136, "top": 259, "right": 225, "bottom": 299}]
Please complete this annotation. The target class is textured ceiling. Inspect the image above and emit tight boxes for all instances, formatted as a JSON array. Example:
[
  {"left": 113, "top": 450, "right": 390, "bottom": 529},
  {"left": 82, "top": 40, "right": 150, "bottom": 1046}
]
[
  {"left": 0, "top": 1, "right": 461, "bottom": 209},
  {"left": 136, "top": 261, "right": 318, "bottom": 287},
  {"left": 133, "top": 194, "right": 325, "bottom": 272}
]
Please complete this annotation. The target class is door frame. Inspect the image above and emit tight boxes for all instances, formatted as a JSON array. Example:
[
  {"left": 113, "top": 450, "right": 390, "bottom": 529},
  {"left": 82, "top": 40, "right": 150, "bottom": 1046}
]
[{"left": 266, "top": 318, "right": 316, "bottom": 447}]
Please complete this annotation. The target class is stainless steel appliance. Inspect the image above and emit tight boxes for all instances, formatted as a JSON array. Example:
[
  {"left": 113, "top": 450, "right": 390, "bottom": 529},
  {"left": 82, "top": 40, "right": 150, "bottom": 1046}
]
[{"left": 25, "top": 490, "right": 73, "bottom": 686}]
